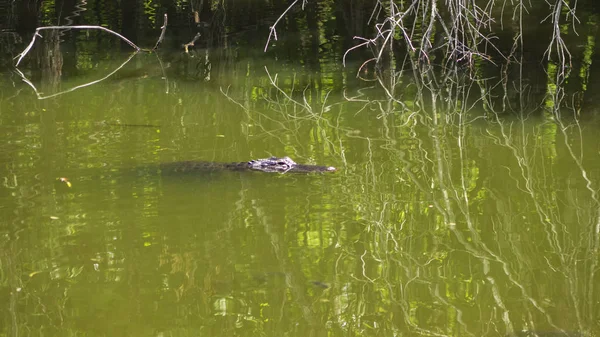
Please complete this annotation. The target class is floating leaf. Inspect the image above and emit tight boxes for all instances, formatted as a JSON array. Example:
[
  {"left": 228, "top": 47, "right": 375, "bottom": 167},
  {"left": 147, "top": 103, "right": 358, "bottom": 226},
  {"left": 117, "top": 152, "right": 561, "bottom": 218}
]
[{"left": 57, "top": 177, "right": 72, "bottom": 187}]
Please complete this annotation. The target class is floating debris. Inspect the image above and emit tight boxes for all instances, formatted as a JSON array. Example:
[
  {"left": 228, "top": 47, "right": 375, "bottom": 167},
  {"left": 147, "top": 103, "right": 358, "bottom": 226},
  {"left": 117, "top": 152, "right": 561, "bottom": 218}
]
[{"left": 57, "top": 177, "right": 72, "bottom": 187}]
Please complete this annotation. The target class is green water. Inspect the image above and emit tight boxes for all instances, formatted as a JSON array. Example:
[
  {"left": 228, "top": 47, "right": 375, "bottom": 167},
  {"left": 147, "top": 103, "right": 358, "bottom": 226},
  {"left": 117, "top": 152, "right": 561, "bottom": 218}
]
[{"left": 1, "top": 51, "right": 598, "bottom": 337}]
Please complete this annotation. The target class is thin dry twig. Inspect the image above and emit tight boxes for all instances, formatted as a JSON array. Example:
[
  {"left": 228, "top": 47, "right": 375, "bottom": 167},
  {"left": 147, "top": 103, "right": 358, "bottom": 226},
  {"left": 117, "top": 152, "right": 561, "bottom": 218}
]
[
  {"left": 15, "top": 15, "right": 168, "bottom": 67},
  {"left": 264, "top": 0, "right": 300, "bottom": 52},
  {"left": 183, "top": 33, "right": 202, "bottom": 53},
  {"left": 15, "top": 25, "right": 140, "bottom": 66},
  {"left": 152, "top": 14, "right": 168, "bottom": 51}
]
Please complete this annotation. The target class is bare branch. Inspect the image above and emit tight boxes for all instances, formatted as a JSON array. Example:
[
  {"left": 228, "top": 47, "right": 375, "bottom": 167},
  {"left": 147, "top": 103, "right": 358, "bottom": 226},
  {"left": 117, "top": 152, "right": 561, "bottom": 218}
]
[
  {"left": 152, "top": 14, "right": 168, "bottom": 51},
  {"left": 264, "top": 0, "right": 300, "bottom": 52},
  {"left": 183, "top": 33, "right": 202, "bottom": 53},
  {"left": 15, "top": 25, "right": 140, "bottom": 66}
]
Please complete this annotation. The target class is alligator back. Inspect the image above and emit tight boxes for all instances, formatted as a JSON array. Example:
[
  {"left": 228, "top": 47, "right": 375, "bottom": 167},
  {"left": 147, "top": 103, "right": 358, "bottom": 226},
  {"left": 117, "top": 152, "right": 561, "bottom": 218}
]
[
  {"left": 159, "top": 156, "right": 336, "bottom": 174},
  {"left": 159, "top": 161, "right": 245, "bottom": 174}
]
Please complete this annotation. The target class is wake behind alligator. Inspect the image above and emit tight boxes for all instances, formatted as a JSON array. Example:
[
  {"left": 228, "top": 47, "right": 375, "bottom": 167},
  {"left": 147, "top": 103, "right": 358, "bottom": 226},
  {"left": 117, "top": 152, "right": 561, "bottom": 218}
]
[{"left": 159, "top": 156, "right": 336, "bottom": 174}]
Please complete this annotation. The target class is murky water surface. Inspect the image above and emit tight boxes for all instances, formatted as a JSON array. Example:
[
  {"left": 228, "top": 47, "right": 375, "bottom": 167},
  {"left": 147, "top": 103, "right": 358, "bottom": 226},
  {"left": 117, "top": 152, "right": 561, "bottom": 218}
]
[{"left": 1, "top": 40, "right": 599, "bottom": 337}]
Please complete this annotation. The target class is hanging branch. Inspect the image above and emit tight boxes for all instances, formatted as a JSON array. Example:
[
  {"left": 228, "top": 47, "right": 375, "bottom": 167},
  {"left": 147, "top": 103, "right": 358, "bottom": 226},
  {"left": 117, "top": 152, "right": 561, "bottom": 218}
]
[
  {"left": 183, "top": 33, "right": 202, "bottom": 53},
  {"left": 264, "top": 0, "right": 301, "bottom": 52},
  {"left": 12, "top": 16, "right": 170, "bottom": 99},
  {"left": 152, "top": 14, "right": 168, "bottom": 51},
  {"left": 14, "top": 25, "right": 140, "bottom": 66},
  {"left": 14, "top": 14, "right": 168, "bottom": 67}
]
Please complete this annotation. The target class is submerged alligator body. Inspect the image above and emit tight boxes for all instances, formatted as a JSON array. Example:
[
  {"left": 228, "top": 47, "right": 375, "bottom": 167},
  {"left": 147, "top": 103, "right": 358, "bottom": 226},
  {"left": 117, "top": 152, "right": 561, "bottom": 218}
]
[{"left": 160, "top": 156, "right": 336, "bottom": 174}]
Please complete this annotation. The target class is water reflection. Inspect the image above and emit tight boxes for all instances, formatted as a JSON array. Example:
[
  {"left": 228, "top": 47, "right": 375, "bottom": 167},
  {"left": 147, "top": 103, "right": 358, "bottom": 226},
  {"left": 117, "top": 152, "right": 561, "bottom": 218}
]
[{"left": 1, "top": 43, "right": 599, "bottom": 337}]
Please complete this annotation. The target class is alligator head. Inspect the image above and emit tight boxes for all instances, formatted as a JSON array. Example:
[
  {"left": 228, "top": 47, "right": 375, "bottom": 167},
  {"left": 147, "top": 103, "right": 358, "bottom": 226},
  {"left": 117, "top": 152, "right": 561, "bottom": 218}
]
[{"left": 246, "top": 156, "right": 336, "bottom": 173}]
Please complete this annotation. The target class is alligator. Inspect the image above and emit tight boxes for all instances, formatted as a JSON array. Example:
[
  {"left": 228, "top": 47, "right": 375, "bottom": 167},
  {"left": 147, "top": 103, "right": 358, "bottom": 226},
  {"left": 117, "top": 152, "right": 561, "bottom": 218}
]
[
  {"left": 159, "top": 156, "right": 336, "bottom": 174},
  {"left": 55, "top": 156, "right": 335, "bottom": 189}
]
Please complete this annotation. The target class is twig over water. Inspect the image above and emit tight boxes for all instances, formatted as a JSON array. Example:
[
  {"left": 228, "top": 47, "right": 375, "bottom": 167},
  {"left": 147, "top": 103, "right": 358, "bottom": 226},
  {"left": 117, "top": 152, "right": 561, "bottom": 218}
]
[
  {"left": 15, "top": 14, "right": 168, "bottom": 67},
  {"left": 152, "top": 14, "right": 168, "bottom": 51},
  {"left": 15, "top": 25, "right": 139, "bottom": 66}
]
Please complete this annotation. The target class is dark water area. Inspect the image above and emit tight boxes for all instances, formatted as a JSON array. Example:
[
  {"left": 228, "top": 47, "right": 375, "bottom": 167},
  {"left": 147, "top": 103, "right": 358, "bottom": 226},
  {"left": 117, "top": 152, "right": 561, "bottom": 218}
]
[{"left": 2, "top": 1, "right": 600, "bottom": 337}]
